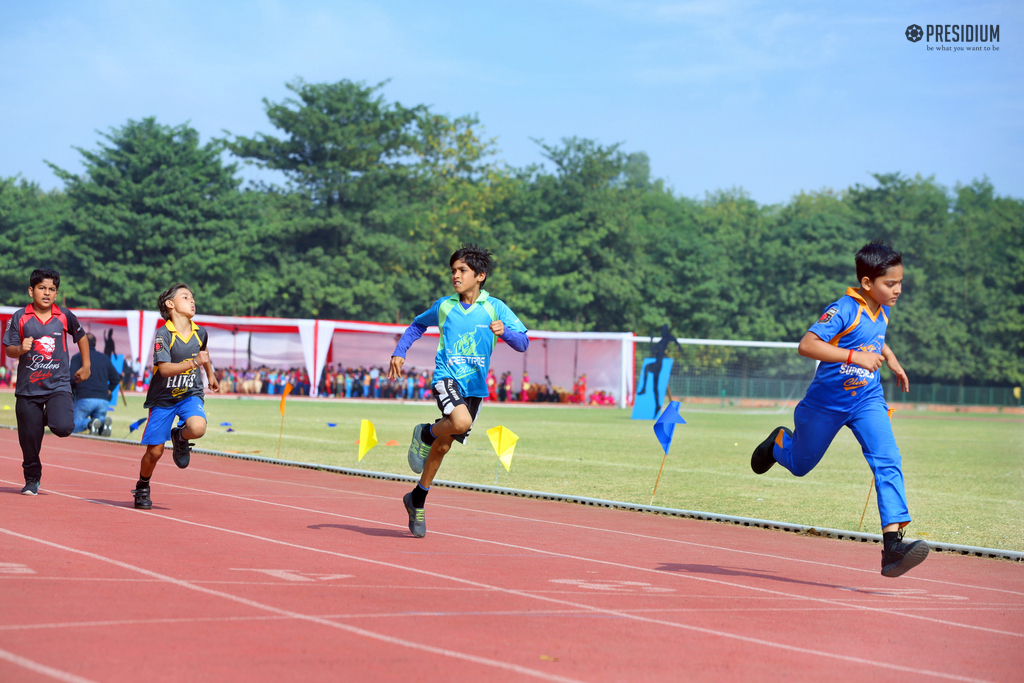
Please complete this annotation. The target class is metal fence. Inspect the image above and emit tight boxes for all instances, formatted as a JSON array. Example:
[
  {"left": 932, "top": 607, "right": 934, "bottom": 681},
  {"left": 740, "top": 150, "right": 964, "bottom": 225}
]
[{"left": 634, "top": 343, "right": 1021, "bottom": 407}]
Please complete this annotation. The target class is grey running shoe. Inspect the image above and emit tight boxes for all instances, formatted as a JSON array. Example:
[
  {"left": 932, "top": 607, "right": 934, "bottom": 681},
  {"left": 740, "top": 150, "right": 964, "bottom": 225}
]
[
  {"left": 170, "top": 426, "right": 192, "bottom": 469},
  {"left": 101, "top": 416, "right": 113, "bottom": 437},
  {"left": 407, "top": 423, "right": 431, "bottom": 475},
  {"left": 89, "top": 418, "right": 102, "bottom": 435},
  {"left": 881, "top": 529, "right": 930, "bottom": 577},
  {"left": 132, "top": 486, "right": 152, "bottom": 510},
  {"left": 21, "top": 479, "right": 40, "bottom": 496},
  {"left": 403, "top": 492, "right": 426, "bottom": 538},
  {"left": 751, "top": 426, "right": 790, "bottom": 474}
]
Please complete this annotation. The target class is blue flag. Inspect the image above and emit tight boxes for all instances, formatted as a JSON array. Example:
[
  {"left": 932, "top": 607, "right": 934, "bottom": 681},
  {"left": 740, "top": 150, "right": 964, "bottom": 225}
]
[
  {"left": 128, "top": 418, "right": 148, "bottom": 434},
  {"left": 653, "top": 401, "right": 686, "bottom": 455},
  {"left": 326, "top": 423, "right": 337, "bottom": 427}
]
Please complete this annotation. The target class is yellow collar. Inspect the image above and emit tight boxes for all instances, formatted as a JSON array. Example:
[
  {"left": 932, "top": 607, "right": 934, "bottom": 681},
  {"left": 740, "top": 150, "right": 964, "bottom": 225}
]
[
  {"left": 845, "top": 287, "right": 884, "bottom": 322},
  {"left": 165, "top": 318, "right": 199, "bottom": 342}
]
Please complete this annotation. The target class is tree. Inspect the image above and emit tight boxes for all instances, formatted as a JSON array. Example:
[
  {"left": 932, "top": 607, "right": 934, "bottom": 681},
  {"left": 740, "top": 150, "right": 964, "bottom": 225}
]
[
  {"left": 0, "top": 178, "right": 71, "bottom": 305},
  {"left": 48, "top": 117, "right": 259, "bottom": 313},
  {"left": 224, "top": 79, "right": 426, "bottom": 214}
]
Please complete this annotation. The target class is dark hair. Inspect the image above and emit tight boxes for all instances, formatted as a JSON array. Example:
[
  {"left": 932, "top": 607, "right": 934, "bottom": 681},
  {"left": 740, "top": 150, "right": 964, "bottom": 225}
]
[
  {"left": 449, "top": 244, "right": 494, "bottom": 284},
  {"left": 30, "top": 268, "right": 61, "bottom": 290},
  {"left": 855, "top": 242, "right": 903, "bottom": 282},
  {"left": 157, "top": 283, "right": 192, "bottom": 320},
  {"left": 86, "top": 333, "right": 97, "bottom": 348}
]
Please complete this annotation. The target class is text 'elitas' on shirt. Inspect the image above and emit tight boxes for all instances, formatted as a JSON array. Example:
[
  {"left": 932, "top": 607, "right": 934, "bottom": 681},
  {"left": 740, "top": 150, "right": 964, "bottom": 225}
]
[
  {"left": 143, "top": 319, "right": 209, "bottom": 409},
  {"left": 802, "top": 287, "right": 890, "bottom": 413},
  {"left": 2, "top": 304, "right": 85, "bottom": 396}
]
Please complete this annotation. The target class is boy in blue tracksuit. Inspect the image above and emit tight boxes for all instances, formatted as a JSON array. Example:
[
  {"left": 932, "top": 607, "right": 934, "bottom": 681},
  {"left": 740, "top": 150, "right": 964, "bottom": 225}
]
[
  {"left": 751, "top": 242, "right": 929, "bottom": 578},
  {"left": 388, "top": 244, "right": 529, "bottom": 537}
]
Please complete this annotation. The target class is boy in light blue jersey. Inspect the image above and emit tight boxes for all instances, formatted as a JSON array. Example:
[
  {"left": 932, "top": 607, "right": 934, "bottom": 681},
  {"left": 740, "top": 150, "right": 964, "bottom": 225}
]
[
  {"left": 389, "top": 244, "right": 529, "bottom": 537},
  {"left": 750, "top": 242, "right": 929, "bottom": 578}
]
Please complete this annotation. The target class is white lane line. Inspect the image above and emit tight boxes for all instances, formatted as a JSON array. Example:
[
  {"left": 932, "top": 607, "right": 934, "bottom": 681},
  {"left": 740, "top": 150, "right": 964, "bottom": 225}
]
[
  {"left": 0, "top": 490, "right": 1003, "bottom": 683},
  {"left": 7, "top": 465, "right": 1021, "bottom": 639},
  {"left": 7, "top": 462, "right": 1017, "bottom": 640},
  {"left": 0, "top": 647, "right": 100, "bottom": 683},
  {"left": 0, "top": 527, "right": 583, "bottom": 683},
  {"left": 27, "top": 445, "right": 1024, "bottom": 598},
  {"left": 0, "top": 606, "right": 1015, "bottom": 638}
]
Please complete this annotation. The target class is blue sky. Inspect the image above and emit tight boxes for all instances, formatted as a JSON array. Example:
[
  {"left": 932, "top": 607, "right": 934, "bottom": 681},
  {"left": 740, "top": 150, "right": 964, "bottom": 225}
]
[{"left": 1, "top": 0, "right": 1020, "bottom": 205}]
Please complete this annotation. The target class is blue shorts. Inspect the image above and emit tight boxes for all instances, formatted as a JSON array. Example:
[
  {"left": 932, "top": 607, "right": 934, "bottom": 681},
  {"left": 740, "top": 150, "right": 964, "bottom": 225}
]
[{"left": 141, "top": 396, "right": 206, "bottom": 446}]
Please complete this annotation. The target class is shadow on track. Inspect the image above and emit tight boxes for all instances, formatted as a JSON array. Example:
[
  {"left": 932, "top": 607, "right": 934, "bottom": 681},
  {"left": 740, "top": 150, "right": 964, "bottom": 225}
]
[
  {"left": 308, "top": 523, "right": 408, "bottom": 538},
  {"left": 656, "top": 563, "right": 887, "bottom": 595},
  {"left": 86, "top": 498, "right": 169, "bottom": 511},
  {"left": 2, "top": 487, "right": 39, "bottom": 495}
]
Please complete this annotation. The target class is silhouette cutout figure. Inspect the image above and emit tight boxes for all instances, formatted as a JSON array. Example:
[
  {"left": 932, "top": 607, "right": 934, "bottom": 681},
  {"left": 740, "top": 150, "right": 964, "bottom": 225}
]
[
  {"left": 103, "top": 329, "right": 116, "bottom": 357},
  {"left": 637, "top": 325, "right": 684, "bottom": 417}
]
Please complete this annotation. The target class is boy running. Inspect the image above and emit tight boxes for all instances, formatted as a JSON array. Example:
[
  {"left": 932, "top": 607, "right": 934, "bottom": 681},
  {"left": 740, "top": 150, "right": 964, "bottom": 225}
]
[
  {"left": 750, "top": 242, "right": 928, "bottom": 577},
  {"left": 3, "top": 268, "right": 90, "bottom": 495},
  {"left": 388, "top": 245, "right": 529, "bottom": 537},
  {"left": 132, "top": 283, "right": 219, "bottom": 510}
]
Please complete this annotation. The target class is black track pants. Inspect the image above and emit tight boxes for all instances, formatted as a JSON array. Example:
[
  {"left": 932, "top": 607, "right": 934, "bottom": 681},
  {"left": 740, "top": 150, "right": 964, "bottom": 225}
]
[{"left": 16, "top": 392, "right": 74, "bottom": 481}]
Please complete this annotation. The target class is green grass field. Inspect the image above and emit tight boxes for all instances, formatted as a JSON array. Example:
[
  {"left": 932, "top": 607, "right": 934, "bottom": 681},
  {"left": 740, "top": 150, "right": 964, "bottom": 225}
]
[{"left": 2, "top": 392, "right": 1021, "bottom": 551}]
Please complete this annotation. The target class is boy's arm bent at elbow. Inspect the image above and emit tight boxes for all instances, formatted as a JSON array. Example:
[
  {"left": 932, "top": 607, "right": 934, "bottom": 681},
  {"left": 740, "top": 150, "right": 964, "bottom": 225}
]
[
  {"left": 389, "top": 322, "right": 427, "bottom": 379},
  {"left": 500, "top": 328, "right": 530, "bottom": 353},
  {"left": 156, "top": 359, "right": 199, "bottom": 378},
  {"left": 797, "top": 332, "right": 844, "bottom": 363},
  {"left": 797, "top": 332, "right": 884, "bottom": 372},
  {"left": 73, "top": 337, "right": 91, "bottom": 382}
]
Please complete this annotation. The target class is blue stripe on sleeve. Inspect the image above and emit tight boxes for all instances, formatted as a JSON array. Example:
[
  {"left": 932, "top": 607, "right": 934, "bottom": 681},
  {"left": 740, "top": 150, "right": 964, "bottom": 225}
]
[
  {"left": 500, "top": 329, "right": 530, "bottom": 352},
  {"left": 392, "top": 322, "right": 427, "bottom": 359}
]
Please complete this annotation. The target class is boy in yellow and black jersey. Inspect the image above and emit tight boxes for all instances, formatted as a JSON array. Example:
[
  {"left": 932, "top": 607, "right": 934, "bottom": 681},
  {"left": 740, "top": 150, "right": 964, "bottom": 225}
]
[{"left": 132, "top": 283, "right": 219, "bottom": 509}]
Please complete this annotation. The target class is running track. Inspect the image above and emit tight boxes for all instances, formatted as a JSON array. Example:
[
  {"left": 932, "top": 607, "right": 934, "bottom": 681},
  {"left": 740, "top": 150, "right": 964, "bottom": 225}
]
[{"left": 1, "top": 431, "right": 1022, "bottom": 682}]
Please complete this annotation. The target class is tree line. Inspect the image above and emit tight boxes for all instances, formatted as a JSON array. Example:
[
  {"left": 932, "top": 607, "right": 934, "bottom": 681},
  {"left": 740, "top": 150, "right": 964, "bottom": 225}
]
[{"left": 1, "top": 79, "right": 1021, "bottom": 386}]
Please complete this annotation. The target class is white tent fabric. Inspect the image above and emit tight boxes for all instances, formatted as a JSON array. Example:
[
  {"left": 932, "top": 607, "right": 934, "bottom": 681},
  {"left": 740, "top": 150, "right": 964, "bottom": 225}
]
[
  {"left": 2, "top": 307, "right": 635, "bottom": 406},
  {"left": 138, "top": 310, "right": 163, "bottom": 368},
  {"left": 1, "top": 306, "right": 142, "bottom": 363},
  {"left": 314, "top": 321, "right": 336, "bottom": 398}
]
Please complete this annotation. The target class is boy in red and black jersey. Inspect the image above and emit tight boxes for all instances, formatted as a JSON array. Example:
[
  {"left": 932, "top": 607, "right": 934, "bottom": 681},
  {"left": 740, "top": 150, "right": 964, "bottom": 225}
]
[{"left": 2, "top": 268, "right": 90, "bottom": 495}]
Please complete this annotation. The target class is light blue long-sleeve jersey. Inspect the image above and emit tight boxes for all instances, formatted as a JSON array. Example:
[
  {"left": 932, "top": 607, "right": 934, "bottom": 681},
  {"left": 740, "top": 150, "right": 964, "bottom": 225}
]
[{"left": 393, "top": 290, "right": 528, "bottom": 397}]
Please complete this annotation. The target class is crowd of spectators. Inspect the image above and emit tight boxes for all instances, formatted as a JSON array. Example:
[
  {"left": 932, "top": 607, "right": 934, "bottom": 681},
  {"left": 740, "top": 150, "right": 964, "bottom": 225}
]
[
  {"left": 214, "top": 366, "right": 434, "bottom": 400},
  {"left": 3, "top": 358, "right": 614, "bottom": 406}
]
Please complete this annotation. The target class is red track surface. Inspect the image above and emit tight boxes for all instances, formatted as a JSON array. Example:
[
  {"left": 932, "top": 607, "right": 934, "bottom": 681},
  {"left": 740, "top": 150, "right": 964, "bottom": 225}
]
[{"left": 1, "top": 430, "right": 1022, "bottom": 683}]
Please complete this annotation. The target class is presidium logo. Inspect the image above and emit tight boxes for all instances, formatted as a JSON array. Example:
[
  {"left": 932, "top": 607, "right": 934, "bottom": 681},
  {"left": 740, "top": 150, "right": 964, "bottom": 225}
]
[{"left": 906, "top": 23, "right": 1001, "bottom": 52}]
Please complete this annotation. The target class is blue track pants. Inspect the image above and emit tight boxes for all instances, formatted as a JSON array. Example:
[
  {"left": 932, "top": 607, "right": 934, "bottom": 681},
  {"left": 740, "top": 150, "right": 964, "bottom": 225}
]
[{"left": 773, "top": 400, "right": 910, "bottom": 528}]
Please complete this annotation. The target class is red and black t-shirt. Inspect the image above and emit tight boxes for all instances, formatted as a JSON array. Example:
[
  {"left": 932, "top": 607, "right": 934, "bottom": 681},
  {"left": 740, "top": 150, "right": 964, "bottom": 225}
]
[{"left": 2, "top": 304, "right": 86, "bottom": 397}]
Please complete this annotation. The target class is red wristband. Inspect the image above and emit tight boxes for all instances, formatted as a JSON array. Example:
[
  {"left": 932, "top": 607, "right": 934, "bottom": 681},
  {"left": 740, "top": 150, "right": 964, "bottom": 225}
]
[{"left": 847, "top": 349, "right": 854, "bottom": 365}]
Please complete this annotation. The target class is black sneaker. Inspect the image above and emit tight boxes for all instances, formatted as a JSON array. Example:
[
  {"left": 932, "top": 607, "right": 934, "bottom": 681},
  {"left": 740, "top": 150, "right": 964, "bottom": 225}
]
[
  {"left": 751, "top": 426, "right": 790, "bottom": 474},
  {"left": 89, "top": 418, "right": 102, "bottom": 435},
  {"left": 132, "top": 486, "right": 152, "bottom": 510},
  {"left": 403, "top": 492, "right": 426, "bottom": 538},
  {"left": 881, "top": 529, "right": 930, "bottom": 577},
  {"left": 21, "top": 479, "right": 40, "bottom": 496},
  {"left": 407, "top": 423, "right": 431, "bottom": 475},
  {"left": 170, "top": 427, "right": 193, "bottom": 469},
  {"left": 101, "top": 416, "right": 113, "bottom": 437}
]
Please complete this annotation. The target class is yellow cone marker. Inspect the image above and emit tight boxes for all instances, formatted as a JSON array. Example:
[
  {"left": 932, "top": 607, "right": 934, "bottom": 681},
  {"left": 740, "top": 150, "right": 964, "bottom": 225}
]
[
  {"left": 358, "top": 419, "right": 378, "bottom": 461},
  {"left": 487, "top": 425, "right": 519, "bottom": 472}
]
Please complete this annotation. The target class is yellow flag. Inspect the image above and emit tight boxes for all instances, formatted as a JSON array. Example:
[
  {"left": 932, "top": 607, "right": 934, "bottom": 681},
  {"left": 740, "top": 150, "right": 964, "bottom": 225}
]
[
  {"left": 1014, "top": 387, "right": 1021, "bottom": 400},
  {"left": 279, "top": 382, "right": 293, "bottom": 416},
  {"left": 487, "top": 425, "right": 519, "bottom": 472},
  {"left": 358, "top": 419, "right": 378, "bottom": 461}
]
